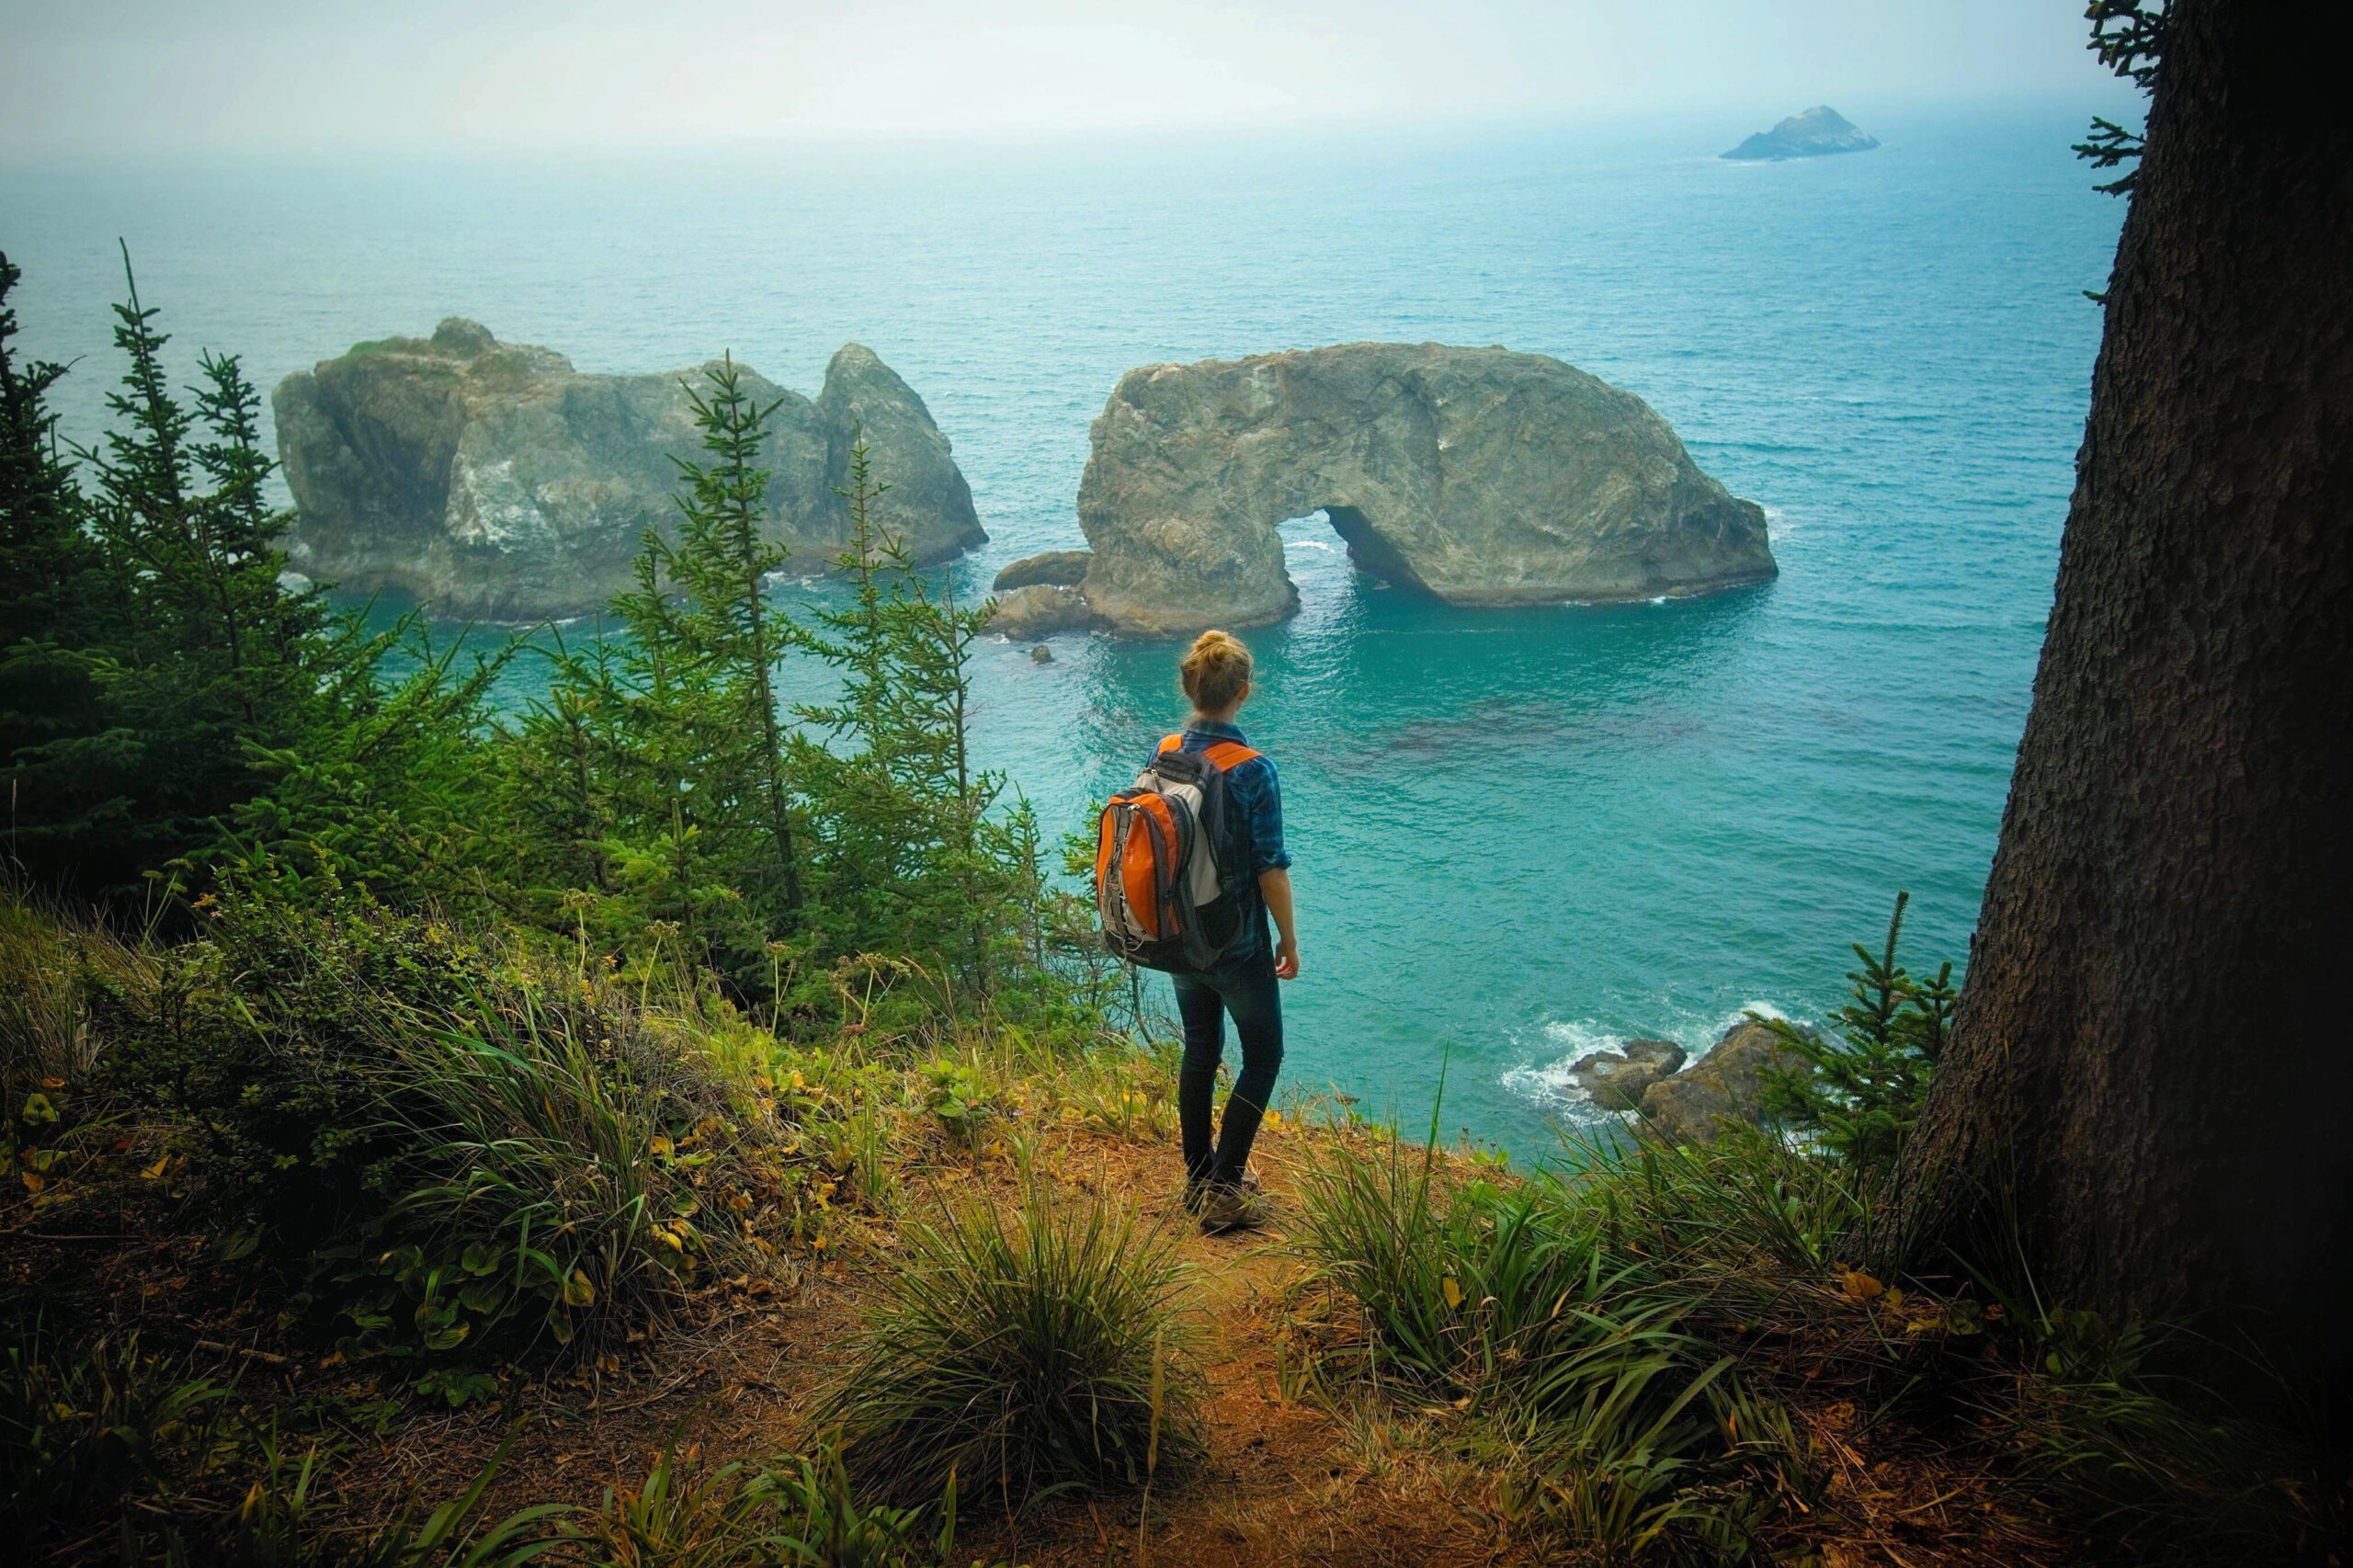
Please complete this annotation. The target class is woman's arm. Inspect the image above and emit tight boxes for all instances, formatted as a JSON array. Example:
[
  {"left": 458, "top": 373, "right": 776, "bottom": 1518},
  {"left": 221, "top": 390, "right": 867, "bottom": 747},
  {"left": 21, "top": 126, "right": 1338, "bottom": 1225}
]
[{"left": 1260, "top": 867, "right": 1299, "bottom": 979}]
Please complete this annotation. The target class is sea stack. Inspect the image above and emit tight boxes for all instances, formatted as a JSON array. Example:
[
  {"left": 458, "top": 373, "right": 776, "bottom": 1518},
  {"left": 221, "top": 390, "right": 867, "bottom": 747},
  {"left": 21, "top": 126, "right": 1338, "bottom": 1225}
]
[
  {"left": 1721, "top": 107, "right": 1880, "bottom": 162},
  {"left": 271, "top": 320, "right": 984, "bottom": 618},
  {"left": 1068, "top": 343, "right": 1776, "bottom": 637}
]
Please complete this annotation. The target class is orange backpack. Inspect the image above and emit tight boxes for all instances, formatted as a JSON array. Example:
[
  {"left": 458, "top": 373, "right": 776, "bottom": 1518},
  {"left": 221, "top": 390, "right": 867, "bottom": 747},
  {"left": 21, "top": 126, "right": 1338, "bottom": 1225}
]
[{"left": 1095, "top": 734, "right": 1259, "bottom": 973}]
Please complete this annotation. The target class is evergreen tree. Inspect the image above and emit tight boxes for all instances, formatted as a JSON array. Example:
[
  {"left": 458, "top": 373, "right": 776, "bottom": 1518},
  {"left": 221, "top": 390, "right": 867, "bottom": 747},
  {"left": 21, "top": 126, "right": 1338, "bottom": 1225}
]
[
  {"left": 1, "top": 247, "right": 494, "bottom": 904},
  {"left": 578, "top": 534, "right": 745, "bottom": 963},
  {"left": 8, "top": 249, "right": 329, "bottom": 890},
  {"left": 795, "top": 439, "right": 1029, "bottom": 994},
  {"left": 1759, "top": 891, "right": 1956, "bottom": 1170},
  {"left": 216, "top": 614, "right": 511, "bottom": 910},
  {"left": 0, "top": 251, "right": 91, "bottom": 642},
  {"left": 502, "top": 357, "right": 801, "bottom": 976},
  {"left": 0, "top": 251, "right": 107, "bottom": 864},
  {"left": 499, "top": 623, "right": 631, "bottom": 902},
  {"left": 659, "top": 356, "right": 802, "bottom": 915}
]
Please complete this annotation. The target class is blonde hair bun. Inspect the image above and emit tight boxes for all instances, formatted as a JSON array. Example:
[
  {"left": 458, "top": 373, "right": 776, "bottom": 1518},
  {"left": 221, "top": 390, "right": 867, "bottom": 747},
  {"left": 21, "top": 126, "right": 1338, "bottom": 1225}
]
[{"left": 1180, "top": 630, "right": 1253, "bottom": 715}]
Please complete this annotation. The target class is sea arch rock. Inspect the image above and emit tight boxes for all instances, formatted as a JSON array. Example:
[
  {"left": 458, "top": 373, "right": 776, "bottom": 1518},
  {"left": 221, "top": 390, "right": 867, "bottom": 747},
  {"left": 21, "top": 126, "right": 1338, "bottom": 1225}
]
[{"left": 1074, "top": 343, "right": 1775, "bottom": 636}]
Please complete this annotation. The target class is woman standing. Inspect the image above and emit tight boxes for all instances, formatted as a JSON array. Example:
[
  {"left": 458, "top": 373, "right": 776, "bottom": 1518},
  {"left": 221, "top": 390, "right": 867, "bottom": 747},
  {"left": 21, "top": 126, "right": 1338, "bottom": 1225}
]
[{"left": 1159, "top": 630, "right": 1298, "bottom": 1233}]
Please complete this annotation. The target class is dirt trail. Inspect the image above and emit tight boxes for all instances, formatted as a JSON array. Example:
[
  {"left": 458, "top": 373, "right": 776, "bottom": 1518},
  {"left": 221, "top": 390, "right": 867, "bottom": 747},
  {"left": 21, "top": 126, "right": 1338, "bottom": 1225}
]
[
  {"left": 408, "top": 1115, "right": 1527, "bottom": 1566},
  {"left": 10, "top": 1110, "right": 2086, "bottom": 1566}
]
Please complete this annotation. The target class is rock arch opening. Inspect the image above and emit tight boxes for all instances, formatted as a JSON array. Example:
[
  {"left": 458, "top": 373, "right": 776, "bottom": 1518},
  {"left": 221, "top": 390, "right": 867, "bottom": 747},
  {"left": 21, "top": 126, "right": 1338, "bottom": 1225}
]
[
  {"left": 1278, "top": 506, "right": 1436, "bottom": 606},
  {"left": 1318, "top": 504, "right": 1433, "bottom": 596}
]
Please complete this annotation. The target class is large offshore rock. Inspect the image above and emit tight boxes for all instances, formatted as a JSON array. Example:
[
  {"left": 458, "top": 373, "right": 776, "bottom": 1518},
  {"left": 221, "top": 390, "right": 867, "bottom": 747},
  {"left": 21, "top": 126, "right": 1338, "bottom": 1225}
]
[
  {"left": 1074, "top": 343, "right": 1775, "bottom": 636},
  {"left": 272, "top": 320, "right": 983, "bottom": 618},
  {"left": 1721, "top": 106, "right": 1880, "bottom": 162},
  {"left": 1637, "top": 1019, "right": 1813, "bottom": 1145}
]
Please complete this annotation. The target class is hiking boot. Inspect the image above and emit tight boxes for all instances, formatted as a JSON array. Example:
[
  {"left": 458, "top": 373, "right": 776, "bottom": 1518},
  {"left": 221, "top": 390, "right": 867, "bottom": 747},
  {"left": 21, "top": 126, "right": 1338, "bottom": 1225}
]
[
  {"left": 1183, "top": 1165, "right": 1258, "bottom": 1215},
  {"left": 1199, "top": 1181, "right": 1261, "bottom": 1234}
]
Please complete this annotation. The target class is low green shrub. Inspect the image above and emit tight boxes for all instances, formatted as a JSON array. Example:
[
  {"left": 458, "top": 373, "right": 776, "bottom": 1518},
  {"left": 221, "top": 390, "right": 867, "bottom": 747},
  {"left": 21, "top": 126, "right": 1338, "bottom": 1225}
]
[
  {"left": 1290, "top": 1127, "right": 1818, "bottom": 1562},
  {"left": 26, "top": 892, "right": 821, "bottom": 1368},
  {"left": 916, "top": 1057, "right": 997, "bottom": 1145},
  {"left": 827, "top": 1186, "right": 1200, "bottom": 1507},
  {"left": 1574, "top": 1125, "right": 1871, "bottom": 1278},
  {"left": 0, "top": 1324, "right": 232, "bottom": 1549},
  {"left": 586, "top": 1440, "right": 976, "bottom": 1568},
  {"left": 325, "top": 983, "right": 756, "bottom": 1358},
  {"left": 79, "top": 893, "right": 503, "bottom": 1253}
]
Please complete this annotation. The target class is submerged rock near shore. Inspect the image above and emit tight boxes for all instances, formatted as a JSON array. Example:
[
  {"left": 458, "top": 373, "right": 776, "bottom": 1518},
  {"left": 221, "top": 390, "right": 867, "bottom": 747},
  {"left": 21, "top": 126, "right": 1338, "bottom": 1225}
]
[
  {"left": 988, "top": 583, "right": 1094, "bottom": 640},
  {"left": 1571, "top": 1039, "right": 1688, "bottom": 1112},
  {"left": 272, "top": 320, "right": 984, "bottom": 617},
  {"left": 1074, "top": 343, "right": 1775, "bottom": 636},
  {"left": 1637, "top": 1019, "right": 1813, "bottom": 1144},
  {"left": 1721, "top": 107, "right": 1880, "bottom": 162}
]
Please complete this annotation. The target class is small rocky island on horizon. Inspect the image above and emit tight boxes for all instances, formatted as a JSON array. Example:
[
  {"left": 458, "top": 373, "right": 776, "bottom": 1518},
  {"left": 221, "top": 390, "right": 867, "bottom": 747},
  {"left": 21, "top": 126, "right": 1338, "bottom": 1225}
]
[{"left": 1721, "top": 105, "right": 1880, "bottom": 161}]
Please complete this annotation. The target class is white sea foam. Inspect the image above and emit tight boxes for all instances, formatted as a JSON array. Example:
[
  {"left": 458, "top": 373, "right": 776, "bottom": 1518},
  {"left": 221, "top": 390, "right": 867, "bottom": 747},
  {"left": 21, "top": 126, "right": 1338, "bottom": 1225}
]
[
  {"left": 1498, "top": 1000, "right": 1802, "bottom": 1115},
  {"left": 1498, "top": 1018, "right": 1631, "bottom": 1116}
]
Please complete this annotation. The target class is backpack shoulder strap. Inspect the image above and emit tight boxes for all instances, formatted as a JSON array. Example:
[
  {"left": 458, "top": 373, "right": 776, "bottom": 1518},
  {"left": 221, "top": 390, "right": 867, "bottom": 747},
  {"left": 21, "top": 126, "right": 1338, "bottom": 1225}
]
[
  {"left": 1157, "top": 733, "right": 1183, "bottom": 755},
  {"left": 1201, "top": 740, "right": 1260, "bottom": 771}
]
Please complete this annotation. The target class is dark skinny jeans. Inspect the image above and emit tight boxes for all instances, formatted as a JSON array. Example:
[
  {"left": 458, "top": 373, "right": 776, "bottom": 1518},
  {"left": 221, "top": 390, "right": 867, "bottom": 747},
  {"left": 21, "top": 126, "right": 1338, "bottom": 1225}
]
[{"left": 1172, "top": 949, "right": 1284, "bottom": 1189}]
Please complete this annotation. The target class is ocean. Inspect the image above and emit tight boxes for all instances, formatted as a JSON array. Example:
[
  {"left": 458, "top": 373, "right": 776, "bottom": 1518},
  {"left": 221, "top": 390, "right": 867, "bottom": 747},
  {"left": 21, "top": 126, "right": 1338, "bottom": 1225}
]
[{"left": 0, "top": 100, "right": 2121, "bottom": 1154}]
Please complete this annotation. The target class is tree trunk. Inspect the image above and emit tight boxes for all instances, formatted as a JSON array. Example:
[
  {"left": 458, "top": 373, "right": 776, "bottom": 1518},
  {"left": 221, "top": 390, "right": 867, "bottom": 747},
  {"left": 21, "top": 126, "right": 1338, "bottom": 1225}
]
[{"left": 1898, "top": 0, "right": 2353, "bottom": 1394}]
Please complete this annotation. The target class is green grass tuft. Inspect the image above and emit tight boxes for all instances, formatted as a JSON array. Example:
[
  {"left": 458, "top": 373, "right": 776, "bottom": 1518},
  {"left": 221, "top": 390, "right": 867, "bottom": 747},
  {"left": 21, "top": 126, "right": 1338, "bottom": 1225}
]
[{"left": 826, "top": 1185, "right": 1201, "bottom": 1509}]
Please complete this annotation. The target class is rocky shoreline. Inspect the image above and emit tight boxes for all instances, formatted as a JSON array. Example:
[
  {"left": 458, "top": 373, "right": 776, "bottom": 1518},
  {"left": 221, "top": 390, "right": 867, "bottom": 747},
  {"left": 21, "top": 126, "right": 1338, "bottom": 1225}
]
[{"left": 1564, "top": 1017, "right": 1813, "bottom": 1144}]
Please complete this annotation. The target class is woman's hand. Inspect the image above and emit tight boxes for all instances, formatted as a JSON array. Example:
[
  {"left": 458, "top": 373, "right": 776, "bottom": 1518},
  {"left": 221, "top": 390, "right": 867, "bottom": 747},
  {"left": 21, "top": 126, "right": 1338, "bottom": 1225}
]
[{"left": 1260, "top": 869, "right": 1300, "bottom": 980}]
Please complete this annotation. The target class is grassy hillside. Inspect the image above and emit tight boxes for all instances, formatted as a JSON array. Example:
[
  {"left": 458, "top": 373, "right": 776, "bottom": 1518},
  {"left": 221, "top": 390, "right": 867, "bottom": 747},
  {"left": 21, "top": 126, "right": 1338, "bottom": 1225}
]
[{"left": 5, "top": 889, "right": 2338, "bottom": 1567}]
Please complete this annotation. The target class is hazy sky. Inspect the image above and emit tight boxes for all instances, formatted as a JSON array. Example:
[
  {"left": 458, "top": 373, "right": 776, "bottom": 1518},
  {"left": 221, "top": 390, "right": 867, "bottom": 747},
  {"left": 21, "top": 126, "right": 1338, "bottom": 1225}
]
[{"left": 4, "top": 0, "right": 2125, "bottom": 153}]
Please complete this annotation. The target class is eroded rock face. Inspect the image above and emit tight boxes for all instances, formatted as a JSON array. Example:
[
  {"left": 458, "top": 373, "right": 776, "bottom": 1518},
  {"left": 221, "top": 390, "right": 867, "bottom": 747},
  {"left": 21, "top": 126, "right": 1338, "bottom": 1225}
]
[
  {"left": 1637, "top": 1019, "right": 1813, "bottom": 1145},
  {"left": 1571, "top": 1039, "right": 1688, "bottom": 1112},
  {"left": 273, "top": 320, "right": 983, "bottom": 618},
  {"left": 1075, "top": 343, "right": 1775, "bottom": 636}
]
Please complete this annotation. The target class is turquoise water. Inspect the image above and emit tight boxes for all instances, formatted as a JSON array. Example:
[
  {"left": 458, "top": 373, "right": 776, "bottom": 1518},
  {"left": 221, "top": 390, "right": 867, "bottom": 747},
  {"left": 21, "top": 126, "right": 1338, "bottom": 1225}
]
[{"left": 2, "top": 103, "right": 2120, "bottom": 1153}]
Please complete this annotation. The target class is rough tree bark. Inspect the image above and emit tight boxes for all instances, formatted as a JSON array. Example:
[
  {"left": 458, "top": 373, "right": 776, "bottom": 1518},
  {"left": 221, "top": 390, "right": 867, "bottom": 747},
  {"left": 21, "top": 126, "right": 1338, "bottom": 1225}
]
[{"left": 1898, "top": 0, "right": 2353, "bottom": 1393}]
